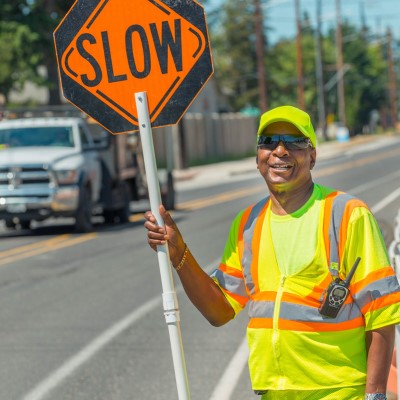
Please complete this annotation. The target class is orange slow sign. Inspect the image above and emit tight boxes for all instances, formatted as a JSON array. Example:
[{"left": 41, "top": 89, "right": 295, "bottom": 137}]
[{"left": 54, "top": 0, "right": 213, "bottom": 134}]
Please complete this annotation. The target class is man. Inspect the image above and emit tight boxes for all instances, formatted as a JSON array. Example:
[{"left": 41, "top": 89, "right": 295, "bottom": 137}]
[{"left": 144, "top": 105, "right": 400, "bottom": 399}]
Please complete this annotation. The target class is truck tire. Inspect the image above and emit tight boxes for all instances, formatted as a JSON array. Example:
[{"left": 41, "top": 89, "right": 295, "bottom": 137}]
[
  {"left": 103, "top": 210, "right": 115, "bottom": 224},
  {"left": 115, "top": 183, "right": 131, "bottom": 223},
  {"left": 161, "top": 171, "right": 175, "bottom": 210},
  {"left": 75, "top": 185, "right": 93, "bottom": 233},
  {"left": 20, "top": 220, "right": 31, "bottom": 230},
  {"left": 4, "top": 219, "right": 16, "bottom": 229}
]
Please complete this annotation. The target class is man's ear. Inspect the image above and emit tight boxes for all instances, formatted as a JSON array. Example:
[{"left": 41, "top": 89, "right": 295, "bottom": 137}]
[{"left": 310, "top": 148, "right": 317, "bottom": 170}]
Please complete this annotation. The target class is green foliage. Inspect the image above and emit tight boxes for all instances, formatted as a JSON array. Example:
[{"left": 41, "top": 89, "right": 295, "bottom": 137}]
[
  {"left": 212, "top": 0, "right": 259, "bottom": 110},
  {"left": 0, "top": 0, "right": 74, "bottom": 103},
  {"left": 0, "top": 21, "right": 41, "bottom": 102},
  {"left": 0, "top": 0, "right": 396, "bottom": 135},
  {"left": 209, "top": 3, "right": 394, "bottom": 134}
]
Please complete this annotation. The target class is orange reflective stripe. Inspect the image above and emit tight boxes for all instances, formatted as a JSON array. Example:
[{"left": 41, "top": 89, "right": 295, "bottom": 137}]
[
  {"left": 248, "top": 317, "right": 273, "bottom": 329},
  {"left": 252, "top": 291, "right": 277, "bottom": 302},
  {"left": 279, "top": 316, "right": 365, "bottom": 332},
  {"left": 361, "top": 291, "right": 400, "bottom": 315},
  {"left": 221, "top": 288, "right": 249, "bottom": 307},
  {"left": 351, "top": 266, "right": 396, "bottom": 293},
  {"left": 339, "top": 199, "right": 369, "bottom": 261},
  {"left": 249, "top": 316, "right": 364, "bottom": 331},
  {"left": 251, "top": 201, "right": 269, "bottom": 295},
  {"left": 218, "top": 263, "right": 244, "bottom": 278}
]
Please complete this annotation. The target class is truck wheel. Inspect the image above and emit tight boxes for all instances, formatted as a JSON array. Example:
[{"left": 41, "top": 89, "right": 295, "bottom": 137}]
[
  {"left": 75, "top": 186, "right": 93, "bottom": 233},
  {"left": 103, "top": 210, "right": 115, "bottom": 224},
  {"left": 115, "top": 184, "right": 131, "bottom": 223},
  {"left": 20, "top": 220, "right": 31, "bottom": 230},
  {"left": 161, "top": 171, "right": 175, "bottom": 210},
  {"left": 4, "top": 219, "right": 16, "bottom": 229}
]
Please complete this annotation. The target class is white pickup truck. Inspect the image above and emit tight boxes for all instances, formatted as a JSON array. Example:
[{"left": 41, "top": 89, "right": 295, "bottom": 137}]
[{"left": 0, "top": 115, "right": 165, "bottom": 232}]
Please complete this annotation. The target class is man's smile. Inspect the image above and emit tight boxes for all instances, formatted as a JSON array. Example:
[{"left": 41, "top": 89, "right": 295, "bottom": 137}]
[{"left": 269, "top": 163, "right": 293, "bottom": 171}]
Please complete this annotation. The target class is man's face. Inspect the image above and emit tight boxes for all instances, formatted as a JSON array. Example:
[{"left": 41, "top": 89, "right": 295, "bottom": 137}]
[{"left": 256, "top": 121, "right": 316, "bottom": 193}]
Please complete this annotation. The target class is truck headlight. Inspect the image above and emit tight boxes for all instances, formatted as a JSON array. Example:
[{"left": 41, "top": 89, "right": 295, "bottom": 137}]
[{"left": 55, "top": 170, "right": 78, "bottom": 185}]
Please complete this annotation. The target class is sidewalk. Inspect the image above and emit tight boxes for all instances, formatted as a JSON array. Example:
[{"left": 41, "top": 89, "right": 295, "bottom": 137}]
[{"left": 173, "top": 133, "right": 392, "bottom": 191}]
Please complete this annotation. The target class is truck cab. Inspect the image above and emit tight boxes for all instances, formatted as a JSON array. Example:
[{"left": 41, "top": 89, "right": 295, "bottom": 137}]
[
  {"left": 0, "top": 117, "right": 103, "bottom": 231},
  {"left": 0, "top": 110, "right": 175, "bottom": 232}
]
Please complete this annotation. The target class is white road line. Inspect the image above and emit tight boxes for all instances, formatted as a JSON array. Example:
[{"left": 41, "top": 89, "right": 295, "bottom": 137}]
[
  {"left": 371, "top": 187, "right": 400, "bottom": 214},
  {"left": 209, "top": 337, "right": 249, "bottom": 400},
  {"left": 22, "top": 258, "right": 220, "bottom": 400},
  {"left": 22, "top": 178, "right": 400, "bottom": 400},
  {"left": 350, "top": 170, "right": 400, "bottom": 196},
  {"left": 22, "top": 297, "right": 161, "bottom": 400}
]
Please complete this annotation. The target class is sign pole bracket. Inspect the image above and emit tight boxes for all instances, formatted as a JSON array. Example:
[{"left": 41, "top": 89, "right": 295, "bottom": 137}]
[{"left": 135, "top": 92, "right": 190, "bottom": 400}]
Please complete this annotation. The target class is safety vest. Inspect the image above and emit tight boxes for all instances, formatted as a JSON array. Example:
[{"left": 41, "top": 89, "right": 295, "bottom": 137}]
[{"left": 238, "top": 190, "right": 369, "bottom": 391}]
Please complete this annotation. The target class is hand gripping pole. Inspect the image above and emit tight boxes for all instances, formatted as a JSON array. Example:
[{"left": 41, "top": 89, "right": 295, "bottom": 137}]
[{"left": 135, "top": 92, "right": 190, "bottom": 400}]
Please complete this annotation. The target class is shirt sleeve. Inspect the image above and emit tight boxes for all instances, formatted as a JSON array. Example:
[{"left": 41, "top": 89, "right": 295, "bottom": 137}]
[
  {"left": 210, "top": 210, "right": 249, "bottom": 316},
  {"left": 343, "top": 206, "right": 400, "bottom": 331}
]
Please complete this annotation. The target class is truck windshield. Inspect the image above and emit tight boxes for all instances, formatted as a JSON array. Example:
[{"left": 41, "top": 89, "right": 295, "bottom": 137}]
[{"left": 0, "top": 127, "right": 74, "bottom": 148}]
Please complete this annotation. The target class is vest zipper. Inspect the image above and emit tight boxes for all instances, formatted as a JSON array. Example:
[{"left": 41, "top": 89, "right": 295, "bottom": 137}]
[
  {"left": 272, "top": 276, "right": 286, "bottom": 388},
  {"left": 273, "top": 276, "right": 286, "bottom": 329}
]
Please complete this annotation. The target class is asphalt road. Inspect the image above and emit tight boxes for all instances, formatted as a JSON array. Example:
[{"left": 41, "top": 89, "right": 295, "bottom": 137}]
[{"left": 0, "top": 135, "right": 399, "bottom": 400}]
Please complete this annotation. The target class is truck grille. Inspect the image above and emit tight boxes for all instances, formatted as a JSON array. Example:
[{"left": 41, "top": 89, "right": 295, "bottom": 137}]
[{"left": 0, "top": 165, "right": 52, "bottom": 189}]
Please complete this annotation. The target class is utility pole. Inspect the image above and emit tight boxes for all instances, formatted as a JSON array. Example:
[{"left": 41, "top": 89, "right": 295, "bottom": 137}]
[
  {"left": 315, "top": 0, "right": 326, "bottom": 139},
  {"left": 335, "top": 0, "right": 346, "bottom": 126},
  {"left": 386, "top": 28, "right": 398, "bottom": 130},
  {"left": 254, "top": 0, "right": 268, "bottom": 111},
  {"left": 294, "top": 0, "right": 305, "bottom": 110}
]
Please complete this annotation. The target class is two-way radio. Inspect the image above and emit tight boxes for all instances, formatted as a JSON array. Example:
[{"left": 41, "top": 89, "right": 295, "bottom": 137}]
[{"left": 319, "top": 257, "right": 361, "bottom": 318}]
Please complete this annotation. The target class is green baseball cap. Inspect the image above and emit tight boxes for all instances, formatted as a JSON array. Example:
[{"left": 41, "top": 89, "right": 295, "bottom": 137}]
[{"left": 257, "top": 105, "right": 317, "bottom": 148}]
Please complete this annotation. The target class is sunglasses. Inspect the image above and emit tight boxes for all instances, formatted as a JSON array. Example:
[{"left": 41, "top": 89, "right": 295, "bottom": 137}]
[{"left": 257, "top": 135, "right": 312, "bottom": 151}]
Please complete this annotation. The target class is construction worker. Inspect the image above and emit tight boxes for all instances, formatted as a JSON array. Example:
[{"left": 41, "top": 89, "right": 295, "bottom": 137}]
[{"left": 144, "top": 105, "right": 400, "bottom": 400}]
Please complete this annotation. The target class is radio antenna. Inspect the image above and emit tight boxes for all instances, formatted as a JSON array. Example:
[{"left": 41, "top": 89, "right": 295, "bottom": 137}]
[{"left": 344, "top": 257, "right": 361, "bottom": 287}]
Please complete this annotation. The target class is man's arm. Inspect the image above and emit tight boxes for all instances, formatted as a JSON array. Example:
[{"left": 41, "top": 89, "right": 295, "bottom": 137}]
[
  {"left": 173, "top": 247, "right": 235, "bottom": 326},
  {"left": 144, "top": 205, "right": 235, "bottom": 327},
  {"left": 365, "top": 325, "right": 395, "bottom": 394}
]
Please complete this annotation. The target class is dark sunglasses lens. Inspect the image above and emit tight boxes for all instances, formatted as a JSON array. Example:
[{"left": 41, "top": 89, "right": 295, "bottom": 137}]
[
  {"left": 257, "top": 135, "right": 310, "bottom": 150},
  {"left": 257, "top": 136, "right": 277, "bottom": 150}
]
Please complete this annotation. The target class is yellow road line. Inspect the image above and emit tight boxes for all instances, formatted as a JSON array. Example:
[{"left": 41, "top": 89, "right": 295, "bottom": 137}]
[
  {"left": 129, "top": 214, "right": 146, "bottom": 223},
  {"left": 0, "top": 234, "right": 71, "bottom": 258},
  {"left": 314, "top": 146, "right": 400, "bottom": 178},
  {"left": 0, "top": 233, "right": 97, "bottom": 266},
  {"left": 177, "top": 185, "right": 265, "bottom": 210},
  {"left": 4, "top": 146, "right": 399, "bottom": 265},
  {"left": 131, "top": 146, "right": 400, "bottom": 215}
]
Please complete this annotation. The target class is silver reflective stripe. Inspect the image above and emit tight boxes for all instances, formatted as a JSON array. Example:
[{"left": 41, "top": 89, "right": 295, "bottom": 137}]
[
  {"left": 249, "top": 299, "right": 362, "bottom": 323},
  {"left": 248, "top": 299, "right": 274, "bottom": 319},
  {"left": 329, "top": 193, "right": 356, "bottom": 266},
  {"left": 242, "top": 197, "right": 269, "bottom": 295},
  {"left": 353, "top": 275, "right": 400, "bottom": 309},
  {"left": 210, "top": 269, "right": 248, "bottom": 298}
]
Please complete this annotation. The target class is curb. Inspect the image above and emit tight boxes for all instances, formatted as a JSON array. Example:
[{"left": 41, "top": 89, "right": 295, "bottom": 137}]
[{"left": 173, "top": 134, "right": 392, "bottom": 185}]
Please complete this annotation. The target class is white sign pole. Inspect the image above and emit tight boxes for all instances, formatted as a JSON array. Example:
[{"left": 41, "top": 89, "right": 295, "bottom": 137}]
[{"left": 135, "top": 92, "right": 190, "bottom": 400}]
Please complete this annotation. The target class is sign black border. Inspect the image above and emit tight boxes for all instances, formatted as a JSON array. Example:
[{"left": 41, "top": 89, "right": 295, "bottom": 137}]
[{"left": 54, "top": 0, "right": 213, "bottom": 134}]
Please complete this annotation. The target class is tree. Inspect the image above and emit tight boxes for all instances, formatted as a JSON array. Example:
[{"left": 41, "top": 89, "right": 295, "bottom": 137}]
[
  {"left": 0, "top": 0, "right": 74, "bottom": 106},
  {"left": 211, "top": 0, "right": 259, "bottom": 111}
]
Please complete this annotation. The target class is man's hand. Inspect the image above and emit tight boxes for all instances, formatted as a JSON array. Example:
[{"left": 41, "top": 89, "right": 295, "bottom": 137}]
[
  {"left": 143, "top": 205, "right": 235, "bottom": 326},
  {"left": 144, "top": 205, "right": 186, "bottom": 266}
]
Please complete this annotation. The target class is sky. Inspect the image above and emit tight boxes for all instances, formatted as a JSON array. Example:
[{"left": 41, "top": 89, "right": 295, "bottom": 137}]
[{"left": 205, "top": 0, "right": 400, "bottom": 44}]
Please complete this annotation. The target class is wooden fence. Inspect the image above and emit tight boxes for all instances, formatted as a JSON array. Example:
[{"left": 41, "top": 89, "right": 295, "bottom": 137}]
[{"left": 152, "top": 113, "right": 259, "bottom": 169}]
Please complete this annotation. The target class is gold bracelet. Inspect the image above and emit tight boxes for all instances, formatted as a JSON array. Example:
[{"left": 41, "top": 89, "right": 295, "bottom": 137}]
[{"left": 175, "top": 244, "right": 188, "bottom": 272}]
